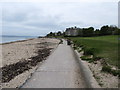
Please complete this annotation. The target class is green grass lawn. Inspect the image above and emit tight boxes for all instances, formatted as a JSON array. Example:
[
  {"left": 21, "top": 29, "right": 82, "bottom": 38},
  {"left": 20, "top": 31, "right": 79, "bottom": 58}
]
[{"left": 70, "top": 35, "right": 119, "bottom": 68}]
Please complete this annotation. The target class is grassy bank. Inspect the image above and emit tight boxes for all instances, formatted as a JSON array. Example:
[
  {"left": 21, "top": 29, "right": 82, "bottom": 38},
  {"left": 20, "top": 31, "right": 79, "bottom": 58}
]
[{"left": 70, "top": 35, "right": 119, "bottom": 68}]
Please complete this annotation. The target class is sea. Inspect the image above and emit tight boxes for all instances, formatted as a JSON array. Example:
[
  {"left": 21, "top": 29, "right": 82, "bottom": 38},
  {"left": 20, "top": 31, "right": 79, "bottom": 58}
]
[{"left": 0, "top": 35, "right": 38, "bottom": 43}]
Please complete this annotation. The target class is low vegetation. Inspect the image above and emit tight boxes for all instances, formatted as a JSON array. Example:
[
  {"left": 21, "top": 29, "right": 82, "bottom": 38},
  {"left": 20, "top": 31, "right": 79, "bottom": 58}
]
[
  {"left": 46, "top": 25, "right": 119, "bottom": 78},
  {"left": 46, "top": 25, "right": 120, "bottom": 38},
  {"left": 101, "top": 65, "right": 120, "bottom": 78},
  {"left": 70, "top": 35, "right": 120, "bottom": 78},
  {"left": 59, "top": 39, "right": 63, "bottom": 44},
  {"left": 70, "top": 35, "right": 119, "bottom": 68},
  {"left": 80, "top": 55, "right": 94, "bottom": 63}
]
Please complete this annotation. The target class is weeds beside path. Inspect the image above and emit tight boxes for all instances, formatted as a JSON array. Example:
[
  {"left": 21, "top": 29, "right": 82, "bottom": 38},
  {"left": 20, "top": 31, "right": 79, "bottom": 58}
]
[
  {"left": 69, "top": 35, "right": 119, "bottom": 88},
  {"left": 70, "top": 35, "right": 119, "bottom": 68}
]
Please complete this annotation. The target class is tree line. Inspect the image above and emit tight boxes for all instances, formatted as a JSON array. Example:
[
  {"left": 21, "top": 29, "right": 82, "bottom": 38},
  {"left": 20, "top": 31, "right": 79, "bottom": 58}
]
[
  {"left": 77, "top": 25, "right": 119, "bottom": 37},
  {"left": 46, "top": 25, "right": 120, "bottom": 37}
]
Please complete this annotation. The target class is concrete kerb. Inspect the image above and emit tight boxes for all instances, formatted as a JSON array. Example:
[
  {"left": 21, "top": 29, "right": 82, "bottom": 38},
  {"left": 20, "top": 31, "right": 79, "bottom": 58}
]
[{"left": 71, "top": 46, "right": 101, "bottom": 88}]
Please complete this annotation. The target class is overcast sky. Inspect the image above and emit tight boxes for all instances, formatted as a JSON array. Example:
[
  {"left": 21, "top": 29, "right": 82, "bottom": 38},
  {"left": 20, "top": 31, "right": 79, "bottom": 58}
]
[{"left": 0, "top": 0, "right": 119, "bottom": 36}]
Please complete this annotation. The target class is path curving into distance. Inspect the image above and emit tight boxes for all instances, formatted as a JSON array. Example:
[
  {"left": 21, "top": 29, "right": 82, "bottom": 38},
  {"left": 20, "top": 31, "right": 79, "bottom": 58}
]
[{"left": 22, "top": 39, "right": 86, "bottom": 88}]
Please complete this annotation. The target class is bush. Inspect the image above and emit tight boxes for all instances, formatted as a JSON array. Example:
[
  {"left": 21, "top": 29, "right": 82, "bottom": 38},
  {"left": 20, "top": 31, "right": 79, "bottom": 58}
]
[
  {"left": 102, "top": 65, "right": 120, "bottom": 77},
  {"left": 88, "top": 59, "right": 94, "bottom": 63},
  {"left": 81, "top": 46, "right": 86, "bottom": 50},
  {"left": 78, "top": 49, "right": 82, "bottom": 53},
  {"left": 73, "top": 46, "right": 77, "bottom": 50},
  {"left": 79, "top": 44, "right": 84, "bottom": 47},
  {"left": 101, "top": 65, "right": 112, "bottom": 73},
  {"left": 81, "top": 56, "right": 91, "bottom": 60},
  {"left": 80, "top": 55, "right": 94, "bottom": 63},
  {"left": 118, "top": 70, "right": 120, "bottom": 78},
  {"left": 93, "top": 56, "right": 103, "bottom": 61},
  {"left": 59, "top": 39, "right": 63, "bottom": 44},
  {"left": 111, "top": 70, "right": 118, "bottom": 76},
  {"left": 84, "top": 47, "right": 96, "bottom": 56}
]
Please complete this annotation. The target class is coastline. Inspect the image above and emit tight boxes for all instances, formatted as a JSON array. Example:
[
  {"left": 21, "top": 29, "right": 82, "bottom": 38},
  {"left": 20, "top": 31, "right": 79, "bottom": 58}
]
[
  {"left": 1, "top": 38, "right": 60, "bottom": 88},
  {"left": 0, "top": 38, "right": 35, "bottom": 45},
  {"left": 0, "top": 35, "right": 38, "bottom": 44}
]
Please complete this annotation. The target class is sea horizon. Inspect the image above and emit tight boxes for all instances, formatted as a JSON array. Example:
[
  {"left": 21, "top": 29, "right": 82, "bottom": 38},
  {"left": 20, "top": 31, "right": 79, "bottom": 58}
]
[{"left": 0, "top": 35, "right": 39, "bottom": 43}]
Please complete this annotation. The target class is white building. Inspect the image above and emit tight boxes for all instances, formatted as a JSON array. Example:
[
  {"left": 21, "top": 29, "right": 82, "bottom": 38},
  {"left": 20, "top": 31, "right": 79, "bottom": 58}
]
[{"left": 65, "top": 27, "right": 79, "bottom": 36}]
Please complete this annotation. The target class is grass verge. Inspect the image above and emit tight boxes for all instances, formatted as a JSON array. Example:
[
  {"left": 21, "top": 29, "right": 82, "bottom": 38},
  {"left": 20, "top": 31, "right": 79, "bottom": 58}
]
[{"left": 70, "top": 35, "right": 119, "bottom": 68}]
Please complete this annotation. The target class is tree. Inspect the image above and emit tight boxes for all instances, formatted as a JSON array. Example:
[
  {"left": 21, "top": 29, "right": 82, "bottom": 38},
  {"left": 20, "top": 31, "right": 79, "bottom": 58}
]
[
  {"left": 100, "top": 25, "right": 109, "bottom": 35},
  {"left": 100, "top": 25, "right": 119, "bottom": 35},
  {"left": 94, "top": 29, "right": 100, "bottom": 36},
  {"left": 46, "top": 32, "right": 55, "bottom": 37},
  {"left": 87, "top": 27, "right": 94, "bottom": 36},
  {"left": 114, "top": 28, "right": 120, "bottom": 35},
  {"left": 82, "top": 27, "right": 94, "bottom": 37},
  {"left": 57, "top": 31, "right": 62, "bottom": 36},
  {"left": 109, "top": 25, "right": 119, "bottom": 35},
  {"left": 78, "top": 28, "right": 83, "bottom": 37}
]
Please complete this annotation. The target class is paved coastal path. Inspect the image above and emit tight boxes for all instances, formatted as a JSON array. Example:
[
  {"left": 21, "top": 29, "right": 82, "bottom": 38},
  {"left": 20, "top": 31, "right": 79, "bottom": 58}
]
[{"left": 22, "top": 40, "right": 86, "bottom": 88}]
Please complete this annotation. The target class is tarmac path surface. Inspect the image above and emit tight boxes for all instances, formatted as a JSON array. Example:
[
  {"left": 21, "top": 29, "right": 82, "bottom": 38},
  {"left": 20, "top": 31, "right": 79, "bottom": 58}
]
[{"left": 22, "top": 39, "right": 86, "bottom": 88}]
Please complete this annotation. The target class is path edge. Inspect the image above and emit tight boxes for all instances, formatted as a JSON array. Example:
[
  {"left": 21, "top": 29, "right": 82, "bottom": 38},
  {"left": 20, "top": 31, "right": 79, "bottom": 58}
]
[
  {"left": 71, "top": 46, "right": 101, "bottom": 88},
  {"left": 19, "top": 41, "right": 60, "bottom": 88}
]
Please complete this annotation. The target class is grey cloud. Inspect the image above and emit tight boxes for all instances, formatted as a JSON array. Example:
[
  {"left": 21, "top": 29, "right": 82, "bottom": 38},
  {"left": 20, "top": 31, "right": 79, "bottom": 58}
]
[
  {"left": 1, "top": 2, "right": 118, "bottom": 36},
  {"left": 2, "top": 12, "right": 28, "bottom": 22},
  {"left": 24, "top": 16, "right": 62, "bottom": 29}
]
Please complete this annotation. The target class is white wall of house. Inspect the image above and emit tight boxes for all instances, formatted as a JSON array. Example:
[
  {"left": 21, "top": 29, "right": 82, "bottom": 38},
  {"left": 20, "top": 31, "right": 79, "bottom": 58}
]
[{"left": 65, "top": 29, "right": 79, "bottom": 36}]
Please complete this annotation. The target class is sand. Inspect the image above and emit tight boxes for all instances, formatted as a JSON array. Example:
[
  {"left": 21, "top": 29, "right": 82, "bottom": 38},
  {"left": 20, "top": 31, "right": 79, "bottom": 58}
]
[
  {"left": 0, "top": 38, "right": 60, "bottom": 88},
  {"left": 74, "top": 48, "right": 119, "bottom": 88},
  {"left": 78, "top": 52, "right": 119, "bottom": 88},
  {"left": 87, "top": 61, "right": 119, "bottom": 88}
]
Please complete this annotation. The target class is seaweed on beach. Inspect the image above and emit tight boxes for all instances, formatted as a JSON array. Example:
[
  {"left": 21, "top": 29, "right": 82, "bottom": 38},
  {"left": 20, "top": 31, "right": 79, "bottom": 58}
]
[{"left": 1, "top": 48, "right": 53, "bottom": 83}]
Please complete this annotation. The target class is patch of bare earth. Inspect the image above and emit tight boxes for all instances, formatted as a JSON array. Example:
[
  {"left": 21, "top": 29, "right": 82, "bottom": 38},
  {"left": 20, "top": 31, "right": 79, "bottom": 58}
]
[
  {"left": 72, "top": 44, "right": 119, "bottom": 88},
  {"left": 83, "top": 59, "right": 119, "bottom": 88}
]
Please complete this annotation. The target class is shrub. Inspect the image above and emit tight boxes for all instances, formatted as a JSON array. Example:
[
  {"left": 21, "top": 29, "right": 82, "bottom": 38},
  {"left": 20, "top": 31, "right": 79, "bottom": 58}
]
[
  {"left": 80, "top": 55, "right": 93, "bottom": 62},
  {"left": 79, "top": 44, "right": 84, "bottom": 47},
  {"left": 78, "top": 49, "right": 82, "bottom": 53},
  {"left": 88, "top": 59, "right": 94, "bottom": 63},
  {"left": 73, "top": 46, "right": 77, "bottom": 50},
  {"left": 111, "top": 70, "right": 120, "bottom": 77},
  {"left": 93, "top": 56, "right": 103, "bottom": 61},
  {"left": 111, "top": 70, "right": 118, "bottom": 76},
  {"left": 101, "top": 65, "right": 112, "bottom": 73},
  {"left": 84, "top": 47, "right": 96, "bottom": 56},
  {"left": 102, "top": 65, "right": 120, "bottom": 77},
  {"left": 81, "top": 46, "right": 85, "bottom": 51},
  {"left": 59, "top": 39, "right": 63, "bottom": 44},
  {"left": 118, "top": 70, "right": 120, "bottom": 78}
]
